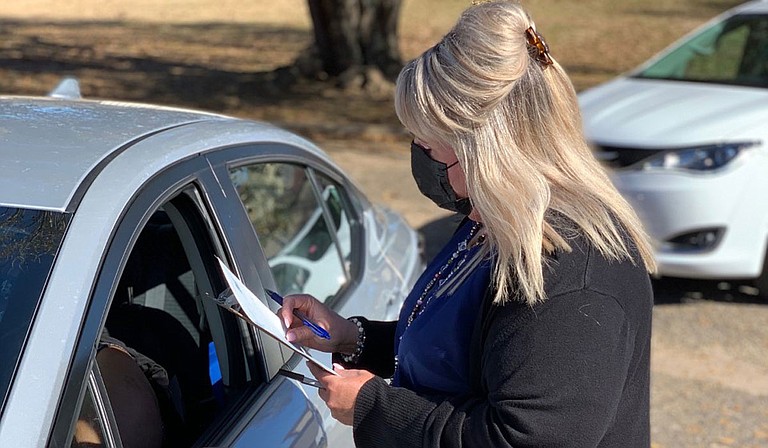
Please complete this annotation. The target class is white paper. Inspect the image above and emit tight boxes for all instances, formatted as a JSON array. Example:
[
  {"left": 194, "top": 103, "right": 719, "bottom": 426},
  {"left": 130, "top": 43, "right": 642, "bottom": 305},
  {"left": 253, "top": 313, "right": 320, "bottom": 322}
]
[{"left": 215, "top": 257, "right": 339, "bottom": 376}]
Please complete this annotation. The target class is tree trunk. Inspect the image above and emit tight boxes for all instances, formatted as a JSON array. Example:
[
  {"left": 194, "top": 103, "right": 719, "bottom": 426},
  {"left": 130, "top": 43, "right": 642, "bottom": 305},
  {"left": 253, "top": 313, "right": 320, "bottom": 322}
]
[{"left": 307, "top": 0, "right": 402, "bottom": 84}]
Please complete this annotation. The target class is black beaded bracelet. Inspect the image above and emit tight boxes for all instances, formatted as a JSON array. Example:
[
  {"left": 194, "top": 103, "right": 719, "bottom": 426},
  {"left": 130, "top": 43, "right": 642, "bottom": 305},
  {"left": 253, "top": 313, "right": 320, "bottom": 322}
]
[{"left": 340, "top": 317, "right": 366, "bottom": 364}]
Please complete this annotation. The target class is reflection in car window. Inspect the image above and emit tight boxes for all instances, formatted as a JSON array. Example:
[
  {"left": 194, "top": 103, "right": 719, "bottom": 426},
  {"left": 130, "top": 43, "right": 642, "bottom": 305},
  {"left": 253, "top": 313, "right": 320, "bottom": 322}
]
[
  {"left": 314, "top": 172, "right": 354, "bottom": 276},
  {"left": 636, "top": 15, "right": 768, "bottom": 87},
  {"left": 230, "top": 163, "right": 348, "bottom": 302},
  {"left": 0, "top": 207, "right": 69, "bottom": 416}
]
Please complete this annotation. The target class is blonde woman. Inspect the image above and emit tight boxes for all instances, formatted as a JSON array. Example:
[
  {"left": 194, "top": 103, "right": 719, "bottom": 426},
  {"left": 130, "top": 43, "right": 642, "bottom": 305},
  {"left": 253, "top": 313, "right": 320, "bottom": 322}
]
[{"left": 281, "top": 1, "right": 657, "bottom": 446}]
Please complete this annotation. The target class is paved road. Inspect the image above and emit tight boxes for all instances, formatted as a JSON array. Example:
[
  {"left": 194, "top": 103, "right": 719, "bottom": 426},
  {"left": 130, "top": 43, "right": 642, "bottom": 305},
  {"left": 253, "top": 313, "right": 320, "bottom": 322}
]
[{"left": 324, "top": 142, "right": 768, "bottom": 448}]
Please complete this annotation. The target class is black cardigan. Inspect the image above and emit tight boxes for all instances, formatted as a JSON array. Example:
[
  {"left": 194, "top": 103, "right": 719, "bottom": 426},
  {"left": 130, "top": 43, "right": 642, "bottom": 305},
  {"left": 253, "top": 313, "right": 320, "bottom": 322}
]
[{"left": 343, "top": 232, "right": 653, "bottom": 448}]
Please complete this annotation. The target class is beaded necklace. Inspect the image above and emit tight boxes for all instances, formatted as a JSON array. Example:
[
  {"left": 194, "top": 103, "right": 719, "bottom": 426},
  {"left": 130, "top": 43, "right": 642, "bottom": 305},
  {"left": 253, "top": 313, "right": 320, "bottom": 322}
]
[{"left": 405, "top": 222, "right": 483, "bottom": 328}]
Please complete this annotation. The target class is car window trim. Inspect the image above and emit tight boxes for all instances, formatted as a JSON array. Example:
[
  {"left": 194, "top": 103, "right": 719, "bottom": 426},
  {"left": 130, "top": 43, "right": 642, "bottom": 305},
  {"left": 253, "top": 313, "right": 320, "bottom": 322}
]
[{"left": 89, "top": 361, "right": 123, "bottom": 448}]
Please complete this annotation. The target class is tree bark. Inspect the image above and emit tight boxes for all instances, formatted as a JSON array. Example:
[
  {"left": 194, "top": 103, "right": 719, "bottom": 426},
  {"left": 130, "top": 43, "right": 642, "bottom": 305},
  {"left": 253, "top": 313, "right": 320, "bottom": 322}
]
[{"left": 307, "top": 0, "right": 402, "bottom": 83}]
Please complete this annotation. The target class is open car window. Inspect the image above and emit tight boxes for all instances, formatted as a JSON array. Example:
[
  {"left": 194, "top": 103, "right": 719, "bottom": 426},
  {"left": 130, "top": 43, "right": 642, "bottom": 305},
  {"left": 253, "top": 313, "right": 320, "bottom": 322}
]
[{"left": 71, "top": 188, "right": 266, "bottom": 448}]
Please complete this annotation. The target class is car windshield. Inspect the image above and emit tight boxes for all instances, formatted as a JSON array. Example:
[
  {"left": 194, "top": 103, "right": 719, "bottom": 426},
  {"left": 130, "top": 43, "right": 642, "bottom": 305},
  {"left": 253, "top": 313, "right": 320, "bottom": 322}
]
[
  {"left": 0, "top": 206, "right": 69, "bottom": 416},
  {"left": 634, "top": 14, "right": 768, "bottom": 88}
]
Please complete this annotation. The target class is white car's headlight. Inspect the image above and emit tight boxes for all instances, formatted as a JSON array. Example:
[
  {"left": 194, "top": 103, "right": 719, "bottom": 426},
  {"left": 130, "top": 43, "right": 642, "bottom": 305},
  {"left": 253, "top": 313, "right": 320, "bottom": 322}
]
[{"left": 634, "top": 142, "right": 759, "bottom": 172}]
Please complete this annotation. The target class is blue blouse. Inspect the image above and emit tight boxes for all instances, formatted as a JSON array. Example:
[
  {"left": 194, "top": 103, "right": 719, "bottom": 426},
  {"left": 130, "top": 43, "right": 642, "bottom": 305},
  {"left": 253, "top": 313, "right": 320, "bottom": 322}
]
[{"left": 393, "top": 219, "right": 492, "bottom": 397}]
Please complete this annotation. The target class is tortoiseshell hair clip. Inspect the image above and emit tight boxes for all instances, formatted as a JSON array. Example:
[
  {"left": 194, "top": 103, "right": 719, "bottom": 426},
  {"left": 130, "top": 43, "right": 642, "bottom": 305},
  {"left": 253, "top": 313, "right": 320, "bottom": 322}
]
[{"left": 525, "top": 27, "right": 554, "bottom": 69}]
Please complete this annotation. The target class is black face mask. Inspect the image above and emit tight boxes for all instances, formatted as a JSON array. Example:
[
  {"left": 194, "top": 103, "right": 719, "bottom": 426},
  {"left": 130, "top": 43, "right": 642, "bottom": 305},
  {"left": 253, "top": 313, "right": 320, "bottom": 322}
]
[{"left": 410, "top": 142, "right": 473, "bottom": 215}]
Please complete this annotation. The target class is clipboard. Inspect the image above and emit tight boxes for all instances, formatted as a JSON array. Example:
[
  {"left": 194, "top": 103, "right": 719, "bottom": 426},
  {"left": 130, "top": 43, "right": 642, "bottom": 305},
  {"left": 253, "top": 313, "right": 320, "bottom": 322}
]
[{"left": 213, "top": 257, "right": 339, "bottom": 376}]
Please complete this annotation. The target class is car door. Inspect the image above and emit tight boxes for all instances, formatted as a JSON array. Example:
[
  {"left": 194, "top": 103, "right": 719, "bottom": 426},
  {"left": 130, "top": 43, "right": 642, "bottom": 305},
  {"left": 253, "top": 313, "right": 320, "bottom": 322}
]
[
  {"left": 205, "top": 142, "right": 381, "bottom": 445},
  {"left": 53, "top": 155, "right": 326, "bottom": 448}
]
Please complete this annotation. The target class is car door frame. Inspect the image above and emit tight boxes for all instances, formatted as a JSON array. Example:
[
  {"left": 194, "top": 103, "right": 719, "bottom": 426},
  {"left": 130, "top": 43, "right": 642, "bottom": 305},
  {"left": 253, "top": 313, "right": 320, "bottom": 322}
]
[
  {"left": 205, "top": 142, "right": 374, "bottom": 444},
  {"left": 49, "top": 153, "right": 327, "bottom": 448}
]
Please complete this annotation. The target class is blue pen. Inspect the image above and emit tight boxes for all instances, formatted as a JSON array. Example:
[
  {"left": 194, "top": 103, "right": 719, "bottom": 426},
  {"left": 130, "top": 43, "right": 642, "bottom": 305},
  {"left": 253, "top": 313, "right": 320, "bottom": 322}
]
[{"left": 265, "top": 289, "right": 331, "bottom": 340}]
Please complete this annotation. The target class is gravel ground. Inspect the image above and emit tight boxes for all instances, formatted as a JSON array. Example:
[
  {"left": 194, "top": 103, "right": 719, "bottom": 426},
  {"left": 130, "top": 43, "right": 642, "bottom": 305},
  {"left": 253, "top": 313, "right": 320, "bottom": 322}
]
[
  {"left": 324, "top": 141, "right": 768, "bottom": 448},
  {"left": 651, "top": 299, "right": 768, "bottom": 448}
]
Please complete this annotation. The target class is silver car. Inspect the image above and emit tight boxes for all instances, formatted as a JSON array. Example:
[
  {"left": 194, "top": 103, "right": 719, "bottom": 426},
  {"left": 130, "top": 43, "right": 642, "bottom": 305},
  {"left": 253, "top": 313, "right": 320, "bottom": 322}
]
[{"left": 0, "top": 94, "right": 422, "bottom": 447}]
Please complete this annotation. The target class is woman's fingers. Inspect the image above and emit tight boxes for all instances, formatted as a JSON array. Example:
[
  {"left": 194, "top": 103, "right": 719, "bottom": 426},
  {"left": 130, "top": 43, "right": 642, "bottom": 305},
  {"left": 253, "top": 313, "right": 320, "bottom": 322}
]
[
  {"left": 307, "top": 362, "right": 333, "bottom": 384},
  {"left": 279, "top": 294, "right": 349, "bottom": 352},
  {"left": 280, "top": 294, "right": 317, "bottom": 327},
  {"left": 285, "top": 325, "right": 318, "bottom": 343},
  {"left": 306, "top": 361, "right": 373, "bottom": 426}
]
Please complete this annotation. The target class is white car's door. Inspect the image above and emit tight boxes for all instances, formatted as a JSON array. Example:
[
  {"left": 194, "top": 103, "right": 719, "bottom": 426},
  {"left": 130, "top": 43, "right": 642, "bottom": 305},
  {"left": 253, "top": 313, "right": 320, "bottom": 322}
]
[{"left": 213, "top": 143, "right": 422, "bottom": 447}]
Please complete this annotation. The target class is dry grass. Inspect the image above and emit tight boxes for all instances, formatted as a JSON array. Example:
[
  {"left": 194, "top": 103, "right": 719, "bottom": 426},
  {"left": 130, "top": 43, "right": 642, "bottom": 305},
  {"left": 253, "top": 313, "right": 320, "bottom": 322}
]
[{"left": 0, "top": 0, "right": 747, "bottom": 138}]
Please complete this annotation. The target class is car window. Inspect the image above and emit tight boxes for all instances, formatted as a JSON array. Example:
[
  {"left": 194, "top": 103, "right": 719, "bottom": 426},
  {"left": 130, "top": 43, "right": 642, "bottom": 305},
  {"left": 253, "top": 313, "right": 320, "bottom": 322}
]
[
  {"left": 229, "top": 163, "right": 350, "bottom": 303},
  {"left": 0, "top": 207, "right": 70, "bottom": 417},
  {"left": 94, "top": 190, "right": 263, "bottom": 447},
  {"left": 69, "top": 379, "right": 108, "bottom": 448},
  {"left": 637, "top": 14, "right": 768, "bottom": 87}
]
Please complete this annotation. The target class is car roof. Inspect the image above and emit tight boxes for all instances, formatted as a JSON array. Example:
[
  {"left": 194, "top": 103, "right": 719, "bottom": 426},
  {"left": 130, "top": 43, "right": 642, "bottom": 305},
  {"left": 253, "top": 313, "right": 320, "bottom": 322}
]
[
  {"left": 738, "top": 0, "right": 768, "bottom": 14},
  {"left": 0, "top": 96, "right": 290, "bottom": 212}
]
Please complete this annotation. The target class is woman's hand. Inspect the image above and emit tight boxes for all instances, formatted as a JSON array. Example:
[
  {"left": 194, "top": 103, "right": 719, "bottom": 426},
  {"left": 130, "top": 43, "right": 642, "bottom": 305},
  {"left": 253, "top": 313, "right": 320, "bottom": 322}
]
[
  {"left": 307, "top": 362, "right": 375, "bottom": 426},
  {"left": 279, "top": 293, "right": 359, "bottom": 354}
]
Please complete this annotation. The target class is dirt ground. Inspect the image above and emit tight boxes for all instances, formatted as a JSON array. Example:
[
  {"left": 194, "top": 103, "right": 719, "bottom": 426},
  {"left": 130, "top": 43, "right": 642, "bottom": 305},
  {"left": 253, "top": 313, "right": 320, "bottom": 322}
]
[
  {"left": 0, "top": 0, "right": 747, "bottom": 129},
  {"left": 2, "top": 0, "right": 767, "bottom": 446}
]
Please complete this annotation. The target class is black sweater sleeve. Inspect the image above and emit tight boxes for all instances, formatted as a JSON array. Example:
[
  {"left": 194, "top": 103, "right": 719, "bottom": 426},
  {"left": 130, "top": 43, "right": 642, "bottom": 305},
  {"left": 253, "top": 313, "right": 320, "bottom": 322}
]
[
  {"left": 352, "top": 288, "right": 645, "bottom": 447},
  {"left": 333, "top": 318, "right": 397, "bottom": 378}
]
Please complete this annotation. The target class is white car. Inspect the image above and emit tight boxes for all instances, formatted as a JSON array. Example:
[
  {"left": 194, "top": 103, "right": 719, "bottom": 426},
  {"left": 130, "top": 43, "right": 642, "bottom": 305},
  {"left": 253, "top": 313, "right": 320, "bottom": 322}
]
[
  {"left": 579, "top": 0, "right": 768, "bottom": 296},
  {"left": 0, "top": 89, "right": 423, "bottom": 447}
]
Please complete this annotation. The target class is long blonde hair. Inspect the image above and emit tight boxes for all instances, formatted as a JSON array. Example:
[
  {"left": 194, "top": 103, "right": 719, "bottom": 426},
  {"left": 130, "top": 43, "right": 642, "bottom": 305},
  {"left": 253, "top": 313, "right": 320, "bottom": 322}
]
[{"left": 395, "top": 0, "right": 656, "bottom": 305}]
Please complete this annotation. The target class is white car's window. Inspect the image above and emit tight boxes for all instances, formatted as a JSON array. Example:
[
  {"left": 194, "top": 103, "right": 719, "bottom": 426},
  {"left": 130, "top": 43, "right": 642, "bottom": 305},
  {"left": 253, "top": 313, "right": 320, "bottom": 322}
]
[
  {"left": 638, "top": 14, "right": 768, "bottom": 86},
  {"left": 230, "top": 163, "right": 349, "bottom": 303}
]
